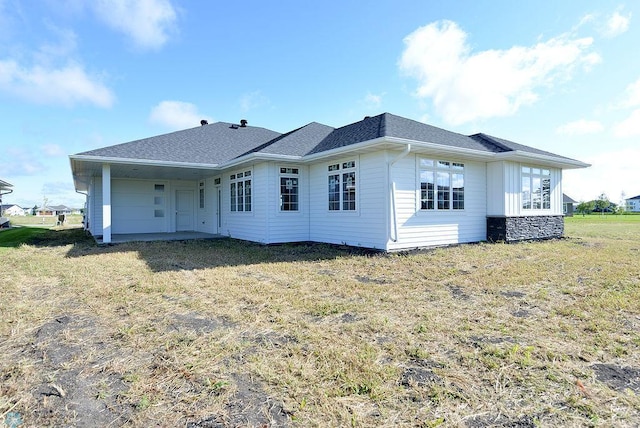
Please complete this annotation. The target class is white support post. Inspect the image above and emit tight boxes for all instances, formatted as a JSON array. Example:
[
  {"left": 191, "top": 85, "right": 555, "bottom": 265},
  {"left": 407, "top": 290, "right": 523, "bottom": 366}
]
[{"left": 102, "top": 164, "right": 112, "bottom": 243}]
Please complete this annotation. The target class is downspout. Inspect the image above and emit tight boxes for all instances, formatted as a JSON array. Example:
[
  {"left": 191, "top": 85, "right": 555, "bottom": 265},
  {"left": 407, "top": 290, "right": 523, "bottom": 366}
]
[{"left": 388, "top": 144, "right": 411, "bottom": 243}]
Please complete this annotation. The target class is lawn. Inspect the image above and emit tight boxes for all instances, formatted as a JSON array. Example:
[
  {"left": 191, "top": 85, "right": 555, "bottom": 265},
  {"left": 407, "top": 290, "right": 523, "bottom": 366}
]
[{"left": 0, "top": 219, "right": 638, "bottom": 427}]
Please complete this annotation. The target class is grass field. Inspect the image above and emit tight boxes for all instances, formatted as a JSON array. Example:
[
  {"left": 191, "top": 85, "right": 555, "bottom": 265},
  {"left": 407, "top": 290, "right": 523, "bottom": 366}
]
[{"left": 1, "top": 217, "right": 638, "bottom": 427}]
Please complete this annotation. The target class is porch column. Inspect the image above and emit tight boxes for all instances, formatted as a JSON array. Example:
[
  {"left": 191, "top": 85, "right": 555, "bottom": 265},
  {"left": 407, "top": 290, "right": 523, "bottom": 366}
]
[{"left": 102, "top": 164, "right": 112, "bottom": 243}]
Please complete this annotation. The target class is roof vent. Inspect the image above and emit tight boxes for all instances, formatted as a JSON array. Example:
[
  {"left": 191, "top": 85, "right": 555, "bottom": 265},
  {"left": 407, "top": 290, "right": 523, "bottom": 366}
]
[
  {"left": 230, "top": 124, "right": 239, "bottom": 129},
  {"left": 364, "top": 116, "right": 370, "bottom": 120},
  {"left": 240, "top": 119, "right": 248, "bottom": 127},
  {"left": 200, "top": 119, "right": 208, "bottom": 126}
]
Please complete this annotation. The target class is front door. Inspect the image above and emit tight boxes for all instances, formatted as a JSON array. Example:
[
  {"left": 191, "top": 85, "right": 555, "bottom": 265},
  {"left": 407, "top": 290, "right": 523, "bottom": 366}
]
[{"left": 176, "top": 190, "right": 194, "bottom": 231}]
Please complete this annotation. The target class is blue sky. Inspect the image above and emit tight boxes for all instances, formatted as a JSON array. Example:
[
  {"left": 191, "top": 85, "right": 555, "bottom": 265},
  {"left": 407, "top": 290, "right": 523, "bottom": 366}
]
[{"left": 1, "top": 0, "right": 639, "bottom": 209}]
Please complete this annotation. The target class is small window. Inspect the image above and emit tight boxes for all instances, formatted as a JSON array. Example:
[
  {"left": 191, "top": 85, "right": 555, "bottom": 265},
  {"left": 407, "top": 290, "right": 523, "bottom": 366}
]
[
  {"left": 199, "top": 181, "right": 205, "bottom": 209},
  {"left": 214, "top": 177, "right": 221, "bottom": 185},
  {"left": 154, "top": 209, "right": 164, "bottom": 218},
  {"left": 154, "top": 184, "right": 164, "bottom": 192},
  {"left": 154, "top": 196, "right": 163, "bottom": 205}
]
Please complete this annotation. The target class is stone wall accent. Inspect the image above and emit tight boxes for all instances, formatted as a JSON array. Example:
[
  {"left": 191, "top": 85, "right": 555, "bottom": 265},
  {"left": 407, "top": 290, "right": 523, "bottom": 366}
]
[{"left": 487, "top": 216, "right": 564, "bottom": 242}]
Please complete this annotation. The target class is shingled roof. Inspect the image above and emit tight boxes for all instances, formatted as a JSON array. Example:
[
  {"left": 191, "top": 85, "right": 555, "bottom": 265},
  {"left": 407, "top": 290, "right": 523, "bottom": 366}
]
[{"left": 72, "top": 112, "right": 585, "bottom": 167}]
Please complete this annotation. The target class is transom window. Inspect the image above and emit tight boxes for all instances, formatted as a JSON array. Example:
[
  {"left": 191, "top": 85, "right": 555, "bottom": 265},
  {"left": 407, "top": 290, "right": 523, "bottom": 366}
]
[
  {"left": 199, "top": 181, "right": 205, "bottom": 209},
  {"left": 280, "top": 167, "right": 299, "bottom": 211},
  {"left": 420, "top": 159, "right": 464, "bottom": 210},
  {"left": 230, "top": 170, "right": 252, "bottom": 212},
  {"left": 328, "top": 160, "right": 356, "bottom": 211},
  {"left": 522, "top": 166, "right": 550, "bottom": 210}
]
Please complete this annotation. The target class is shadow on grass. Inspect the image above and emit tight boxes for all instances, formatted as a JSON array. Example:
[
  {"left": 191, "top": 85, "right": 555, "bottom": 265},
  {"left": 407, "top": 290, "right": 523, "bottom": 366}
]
[{"left": 1, "top": 226, "right": 378, "bottom": 272}]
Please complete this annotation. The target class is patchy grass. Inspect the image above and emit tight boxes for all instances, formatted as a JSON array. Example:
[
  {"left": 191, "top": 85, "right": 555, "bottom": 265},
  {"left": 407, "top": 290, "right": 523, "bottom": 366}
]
[{"left": 1, "top": 220, "right": 639, "bottom": 427}]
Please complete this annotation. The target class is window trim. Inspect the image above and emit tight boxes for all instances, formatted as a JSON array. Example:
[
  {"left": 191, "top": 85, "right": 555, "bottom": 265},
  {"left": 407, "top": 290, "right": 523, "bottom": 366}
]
[
  {"left": 418, "top": 157, "right": 465, "bottom": 212},
  {"left": 327, "top": 159, "right": 358, "bottom": 213},
  {"left": 521, "top": 165, "right": 551, "bottom": 211},
  {"left": 229, "top": 169, "right": 252, "bottom": 213},
  {"left": 279, "top": 166, "right": 300, "bottom": 212}
]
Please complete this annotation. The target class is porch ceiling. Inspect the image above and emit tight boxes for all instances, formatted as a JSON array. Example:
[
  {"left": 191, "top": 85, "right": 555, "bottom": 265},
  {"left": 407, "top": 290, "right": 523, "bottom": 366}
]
[{"left": 71, "top": 158, "right": 220, "bottom": 192}]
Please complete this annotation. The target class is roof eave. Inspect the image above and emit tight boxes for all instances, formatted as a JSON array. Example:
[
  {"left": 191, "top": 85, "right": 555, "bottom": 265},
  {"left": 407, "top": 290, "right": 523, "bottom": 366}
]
[
  {"left": 496, "top": 151, "right": 590, "bottom": 169},
  {"left": 69, "top": 154, "right": 220, "bottom": 170}
]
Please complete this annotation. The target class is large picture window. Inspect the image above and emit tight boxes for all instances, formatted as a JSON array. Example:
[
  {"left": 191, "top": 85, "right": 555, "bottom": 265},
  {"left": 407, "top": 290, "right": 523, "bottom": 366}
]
[
  {"left": 522, "top": 166, "right": 550, "bottom": 210},
  {"left": 420, "top": 159, "right": 464, "bottom": 210},
  {"left": 280, "top": 167, "right": 299, "bottom": 211},
  {"left": 230, "top": 170, "right": 252, "bottom": 212},
  {"left": 328, "top": 160, "right": 356, "bottom": 211}
]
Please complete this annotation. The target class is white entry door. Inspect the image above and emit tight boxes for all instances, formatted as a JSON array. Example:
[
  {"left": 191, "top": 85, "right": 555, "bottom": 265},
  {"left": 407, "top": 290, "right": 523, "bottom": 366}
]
[{"left": 176, "top": 190, "right": 194, "bottom": 231}]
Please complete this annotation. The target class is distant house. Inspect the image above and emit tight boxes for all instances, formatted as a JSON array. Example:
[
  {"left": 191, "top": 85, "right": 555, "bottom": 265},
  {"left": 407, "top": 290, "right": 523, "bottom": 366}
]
[
  {"left": 563, "top": 194, "right": 577, "bottom": 217},
  {"left": 70, "top": 113, "right": 590, "bottom": 249},
  {"left": 38, "top": 205, "right": 73, "bottom": 216},
  {"left": 626, "top": 195, "right": 640, "bottom": 212},
  {"left": 2, "top": 204, "right": 27, "bottom": 216}
]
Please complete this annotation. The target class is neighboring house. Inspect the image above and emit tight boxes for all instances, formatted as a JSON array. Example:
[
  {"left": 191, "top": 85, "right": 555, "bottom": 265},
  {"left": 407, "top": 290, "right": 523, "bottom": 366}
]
[
  {"left": 70, "top": 113, "right": 590, "bottom": 250},
  {"left": 37, "top": 205, "right": 73, "bottom": 216},
  {"left": 563, "top": 194, "right": 577, "bottom": 217},
  {"left": 2, "top": 204, "right": 27, "bottom": 216},
  {"left": 626, "top": 195, "right": 640, "bottom": 212},
  {"left": 0, "top": 179, "right": 13, "bottom": 228}
]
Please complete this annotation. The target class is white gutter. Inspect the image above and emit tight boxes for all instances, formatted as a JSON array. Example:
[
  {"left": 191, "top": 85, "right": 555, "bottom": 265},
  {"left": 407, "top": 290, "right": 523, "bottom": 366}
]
[
  {"left": 69, "top": 155, "right": 221, "bottom": 170},
  {"left": 388, "top": 144, "right": 411, "bottom": 243}
]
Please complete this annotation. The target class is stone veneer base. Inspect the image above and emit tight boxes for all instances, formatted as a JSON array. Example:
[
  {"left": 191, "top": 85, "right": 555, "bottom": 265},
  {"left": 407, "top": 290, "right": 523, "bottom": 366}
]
[{"left": 487, "top": 215, "right": 564, "bottom": 242}]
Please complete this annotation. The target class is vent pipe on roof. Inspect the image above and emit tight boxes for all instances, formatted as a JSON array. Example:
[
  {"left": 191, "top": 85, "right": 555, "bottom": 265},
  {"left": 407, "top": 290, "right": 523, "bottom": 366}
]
[
  {"left": 240, "top": 119, "right": 248, "bottom": 127},
  {"left": 200, "top": 119, "right": 208, "bottom": 126}
]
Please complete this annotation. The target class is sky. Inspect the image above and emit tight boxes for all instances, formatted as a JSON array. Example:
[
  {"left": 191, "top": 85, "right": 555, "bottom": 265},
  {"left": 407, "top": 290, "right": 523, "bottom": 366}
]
[{"left": 1, "top": 0, "right": 639, "bottom": 209}]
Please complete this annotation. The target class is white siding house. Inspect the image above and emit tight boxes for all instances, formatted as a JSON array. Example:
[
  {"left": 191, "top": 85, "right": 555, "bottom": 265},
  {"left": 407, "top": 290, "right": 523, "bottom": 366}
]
[{"left": 70, "top": 113, "right": 589, "bottom": 250}]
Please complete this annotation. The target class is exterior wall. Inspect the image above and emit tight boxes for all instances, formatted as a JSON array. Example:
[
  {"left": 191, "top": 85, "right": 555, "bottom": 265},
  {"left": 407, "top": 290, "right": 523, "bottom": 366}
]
[
  {"left": 264, "top": 162, "right": 310, "bottom": 243},
  {"left": 221, "top": 163, "right": 268, "bottom": 243},
  {"left": 309, "top": 153, "right": 388, "bottom": 249},
  {"left": 387, "top": 154, "right": 487, "bottom": 251},
  {"left": 487, "top": 216, "right": 564, "bottom": 242},
  {"left": 626, "top": 199, "right": 640, "bottom": 212}
]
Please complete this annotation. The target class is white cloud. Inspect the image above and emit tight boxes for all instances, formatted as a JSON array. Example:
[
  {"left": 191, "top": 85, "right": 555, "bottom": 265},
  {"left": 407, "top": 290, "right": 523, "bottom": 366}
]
[
  {"left": 1, "top": 147, "right": 46, "bottom": 176},
  {"left": 601, "top": 10, "right": 631, "bottom": 38},
  {"left": 362, "top": 92, "right": 384, "bottom": 109},
  {"left": 556, "top": 119, "right": 604, "bottom": 135},
  {"left": 617, "top": 77, "right": 640, "bottom": 109},
  {"left": 93, "top": 0, "right": 177, "bottom": 50},
  {"left": 399, "top": 20, "right": 600, "bottom": 125},
  {"left": 613, "top": 109, "right": 640, "bottom": 137},
  {"left": 0, "top": 59, "right": 114, "bottom": 107},
  {"left": 149, "top": 100, "right": 211, "bottom": 130},
  {"left": 41, "top": 144, "right": 66, "bottom": 157},
  {"left": 239, "top": 90, "right": 270, "bottom": 112}
]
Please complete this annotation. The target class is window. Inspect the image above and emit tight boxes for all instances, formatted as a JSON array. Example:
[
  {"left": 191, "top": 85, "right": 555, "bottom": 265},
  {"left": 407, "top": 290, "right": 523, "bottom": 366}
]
[
  {"left": 522, "top": 167, "right": 550, "bottom": 210},
  {"left": 420, "top": 159, "right": 464, "bottom": 210},
  {"left": 230, "top": 170, "right": 252, "bottom": 212},
  {"left": 154, "top": 183, "right": 164, "bottom": 217},
  {"left": 327, "top": 160, "right": 356, "bottom": 211},
  {"left": 199, "top": 181, "right": 205, "bottom": 209},
  {"left": 280, "top": 167, "right": 299, "bottom": 211}
]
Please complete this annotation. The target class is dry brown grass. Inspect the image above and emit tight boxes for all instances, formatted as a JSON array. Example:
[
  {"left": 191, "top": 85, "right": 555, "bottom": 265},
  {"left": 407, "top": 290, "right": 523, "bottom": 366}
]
[{"left": 1, "top": 218, "right": 639, "bottom": 427}]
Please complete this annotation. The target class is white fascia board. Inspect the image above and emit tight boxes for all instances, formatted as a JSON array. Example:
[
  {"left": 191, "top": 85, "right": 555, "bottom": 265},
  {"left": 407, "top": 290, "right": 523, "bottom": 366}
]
[
  {"left": 69, "top": 154, "right": 220, "bottom": 170},
  {"left": 219, "top": 153, "right": 303, "bottom": 169},
  {"left": 495, "top": 151, "right": 590, "bottom": 169}
]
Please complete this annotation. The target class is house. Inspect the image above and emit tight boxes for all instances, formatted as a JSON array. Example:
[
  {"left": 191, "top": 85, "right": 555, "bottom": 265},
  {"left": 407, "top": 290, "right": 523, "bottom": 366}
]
[
  {"left": 0, "top": 179, "right": 13, "bottom": 228},
  {"left": 37, "top": 205, "right": 73, "bottom": 216},
  {"left": 2, "top": 204, "right": 27, "bottom": 216},
  {"left": 563, "top": 194, "right": 577, "bottom": 217},
  {"left": 626, "top": 195, "right": 640, "bottom": 212},
  {"left": 69, "top": 113, "right": 589, "bottom": 250}
]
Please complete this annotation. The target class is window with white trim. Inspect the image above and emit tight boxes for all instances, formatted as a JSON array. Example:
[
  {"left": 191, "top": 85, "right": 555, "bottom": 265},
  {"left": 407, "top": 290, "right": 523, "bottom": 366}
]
[
  {"left": 521, "top": 166, "right": 550, "bottom": 210},
  {"left": 230, "top": 170, "right": 252, "bottom": 212},
  {"left": 199, "top": 181, "right": 205, "bottom": 209},
  {"left": 279, "top": 167, "right": 299, "bottom": 211},
  {"left": 328, "top": 161, "right": 356, "bottom": 211},
  {"left": 420, "top": 159, "right": 464, "bottom": 210}
]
